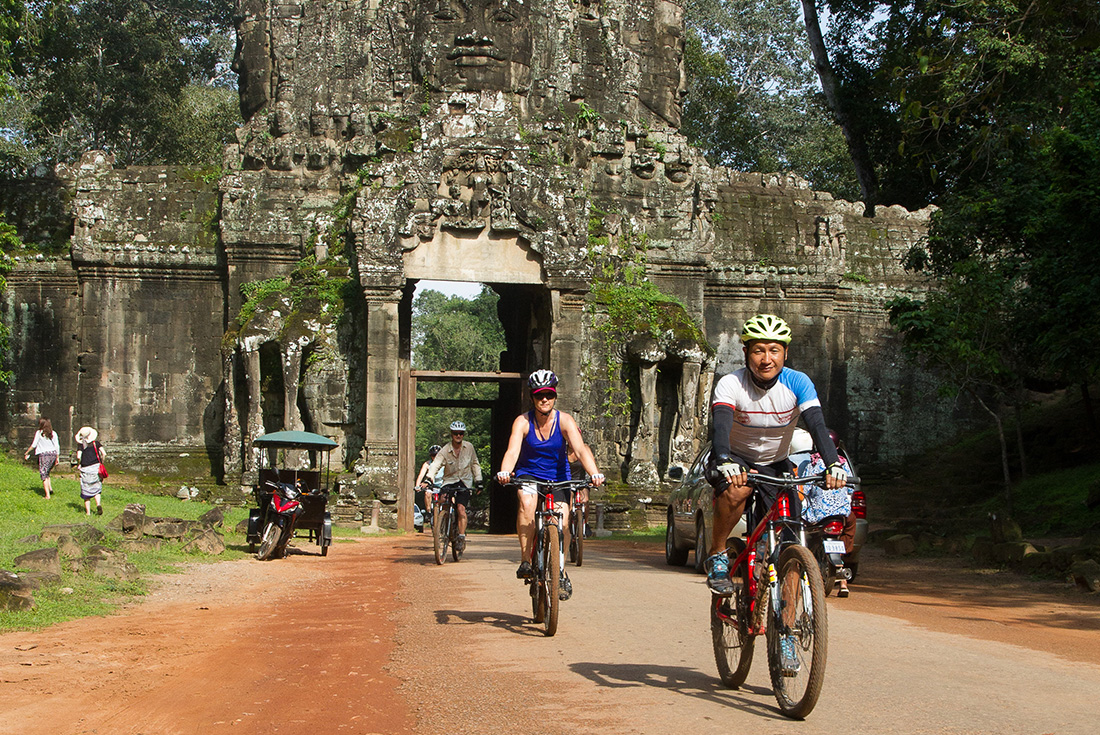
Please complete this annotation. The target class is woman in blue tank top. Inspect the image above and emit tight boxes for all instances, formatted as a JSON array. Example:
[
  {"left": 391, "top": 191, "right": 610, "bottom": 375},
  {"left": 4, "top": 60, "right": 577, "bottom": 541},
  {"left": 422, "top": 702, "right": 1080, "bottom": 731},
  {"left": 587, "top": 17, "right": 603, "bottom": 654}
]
[
  {"left": 512, "top": 409, "right": 571, "bottom": 481},
  {"left": 497, "top": 370, "right": 605, "bottom": 586}
]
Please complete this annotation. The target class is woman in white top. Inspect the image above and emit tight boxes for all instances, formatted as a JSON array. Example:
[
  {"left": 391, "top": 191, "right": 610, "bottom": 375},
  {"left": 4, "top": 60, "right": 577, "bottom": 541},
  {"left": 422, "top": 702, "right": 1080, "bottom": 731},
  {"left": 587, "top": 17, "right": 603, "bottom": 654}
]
[{"left": 24, "top": 417, "right": 60, "bottom": 499}]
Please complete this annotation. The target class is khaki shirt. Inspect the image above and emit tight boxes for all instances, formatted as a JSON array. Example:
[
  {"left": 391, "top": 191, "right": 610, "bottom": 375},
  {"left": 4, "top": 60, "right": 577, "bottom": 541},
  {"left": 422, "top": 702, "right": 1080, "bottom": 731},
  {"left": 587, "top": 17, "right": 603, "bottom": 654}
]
[{"left": 427, "top": 440, "right": 483, "bottom": 487}]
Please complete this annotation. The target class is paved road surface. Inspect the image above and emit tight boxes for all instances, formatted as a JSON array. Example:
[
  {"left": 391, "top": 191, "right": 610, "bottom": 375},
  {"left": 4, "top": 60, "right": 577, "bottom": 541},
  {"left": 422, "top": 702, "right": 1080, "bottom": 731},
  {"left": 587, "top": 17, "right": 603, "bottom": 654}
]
[
  {"left": 395, "top": 533, "right": 1100, "bottom": 735},
  {"left": 3, "top": 533, "right": 1098, "bottom": 735}
]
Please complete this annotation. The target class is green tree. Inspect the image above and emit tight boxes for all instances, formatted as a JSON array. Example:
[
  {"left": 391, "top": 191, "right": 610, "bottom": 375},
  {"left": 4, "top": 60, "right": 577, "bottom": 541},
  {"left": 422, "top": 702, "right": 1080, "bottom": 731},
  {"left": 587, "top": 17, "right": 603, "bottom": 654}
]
[
  {"left": 411, "top": 286, "right": 506, "bottom": 482},
  {"left": 682, "top": 0, "right": 861, "bottom": 200},
  {"left": 8, "top": 0, "right": 237, "bottom": 169}
]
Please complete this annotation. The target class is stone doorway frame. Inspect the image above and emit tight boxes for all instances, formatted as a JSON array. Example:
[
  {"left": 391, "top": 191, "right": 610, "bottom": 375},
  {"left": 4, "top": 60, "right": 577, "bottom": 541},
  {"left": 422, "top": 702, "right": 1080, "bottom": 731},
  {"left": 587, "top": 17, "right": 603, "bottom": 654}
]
[{"left": 397, "top": 369, "right": 524, "bottom": 531}]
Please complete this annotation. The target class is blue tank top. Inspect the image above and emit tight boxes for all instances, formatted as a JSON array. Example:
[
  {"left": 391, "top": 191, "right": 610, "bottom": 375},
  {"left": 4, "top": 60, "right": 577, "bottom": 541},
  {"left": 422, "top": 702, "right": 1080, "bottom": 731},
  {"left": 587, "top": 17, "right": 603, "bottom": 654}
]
[{"left": 513, "top": 410, "right": 571, "bottom": 482}]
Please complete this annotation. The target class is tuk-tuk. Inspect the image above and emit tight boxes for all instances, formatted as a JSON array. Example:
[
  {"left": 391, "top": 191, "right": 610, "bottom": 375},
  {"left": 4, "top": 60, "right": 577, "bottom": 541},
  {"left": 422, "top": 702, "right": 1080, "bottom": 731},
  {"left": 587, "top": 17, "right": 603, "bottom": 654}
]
[{"left": 245, "top": 430, "right": 337, "bottom": 557}]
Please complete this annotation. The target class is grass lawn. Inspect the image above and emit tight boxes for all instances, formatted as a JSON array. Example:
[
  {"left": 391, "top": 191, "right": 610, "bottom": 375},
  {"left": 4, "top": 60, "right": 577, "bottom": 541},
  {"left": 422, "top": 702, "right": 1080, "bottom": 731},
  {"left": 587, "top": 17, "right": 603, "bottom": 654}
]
[{"left": 0, "top": 453, "right": 254, "bottom": 631}]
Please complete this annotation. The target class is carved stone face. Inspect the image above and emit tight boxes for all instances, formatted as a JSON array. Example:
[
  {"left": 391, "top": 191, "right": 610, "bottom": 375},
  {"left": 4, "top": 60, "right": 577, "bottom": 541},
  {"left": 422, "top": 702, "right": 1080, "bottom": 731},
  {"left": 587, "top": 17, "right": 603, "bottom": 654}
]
[
  {"left": 414, "top": 0, "right": 533, "bottom": 93},
  {"left": 637, "top": 1, "right": 686, "bottom": 127}
]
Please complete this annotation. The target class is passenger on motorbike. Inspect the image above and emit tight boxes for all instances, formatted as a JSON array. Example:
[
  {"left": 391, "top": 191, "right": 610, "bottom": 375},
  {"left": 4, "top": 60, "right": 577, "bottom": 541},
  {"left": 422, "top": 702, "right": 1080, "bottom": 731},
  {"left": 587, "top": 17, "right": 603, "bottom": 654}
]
[
  {"left": 421, "top": 422, "right": 483, "bottom": 554},
  {"left": 790, "top": 428, "right": 855, "bottom": 596},
  {"left": 705, "top": 314, "right": 847, "bottom": 595},
  {"left": 496, "top": 370, "right": 604, "bottom": 599}
]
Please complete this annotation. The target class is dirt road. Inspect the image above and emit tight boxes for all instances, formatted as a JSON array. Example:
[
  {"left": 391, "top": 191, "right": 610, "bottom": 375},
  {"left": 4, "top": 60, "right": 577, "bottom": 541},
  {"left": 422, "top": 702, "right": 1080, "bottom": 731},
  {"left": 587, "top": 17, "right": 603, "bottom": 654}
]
[{"left": 2, "top": 534, "right": 1098, "bottom": 735}]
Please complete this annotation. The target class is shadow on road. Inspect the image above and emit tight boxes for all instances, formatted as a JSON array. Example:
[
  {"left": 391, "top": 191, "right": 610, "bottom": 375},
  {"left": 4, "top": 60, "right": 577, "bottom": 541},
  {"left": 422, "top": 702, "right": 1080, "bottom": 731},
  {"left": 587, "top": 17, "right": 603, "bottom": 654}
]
[
  {"left": 568, "top": 660, "right": 786, "bottom": 720},
  {"left": 433, "top": 608, "right": 547, "bottom": 637}
]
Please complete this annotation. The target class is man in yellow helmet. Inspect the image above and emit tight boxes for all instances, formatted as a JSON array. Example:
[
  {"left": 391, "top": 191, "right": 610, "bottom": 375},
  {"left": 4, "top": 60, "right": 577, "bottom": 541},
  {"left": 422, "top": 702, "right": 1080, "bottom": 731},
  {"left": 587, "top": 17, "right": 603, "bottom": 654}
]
[{"left": 705, "top": 314, "right": 848, "bottom": 595}]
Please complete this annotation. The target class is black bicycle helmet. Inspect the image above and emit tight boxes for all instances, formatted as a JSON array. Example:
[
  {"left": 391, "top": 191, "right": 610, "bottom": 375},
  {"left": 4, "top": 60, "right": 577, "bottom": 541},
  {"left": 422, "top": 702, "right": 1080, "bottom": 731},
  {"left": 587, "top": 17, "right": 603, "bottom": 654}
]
[
  {"left": 428, "top": 444, "right": 441, "bottom": 457},
  {"left": 528, "top": 369, "right": 559, "bottom": 393}
]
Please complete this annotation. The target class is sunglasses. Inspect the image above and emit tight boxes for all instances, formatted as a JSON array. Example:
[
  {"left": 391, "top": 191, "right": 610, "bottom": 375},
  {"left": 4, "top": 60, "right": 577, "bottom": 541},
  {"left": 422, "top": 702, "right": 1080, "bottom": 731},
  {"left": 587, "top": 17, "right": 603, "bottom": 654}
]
[{"left": 534, "top": 393, "right": 557, "bottom": 401}]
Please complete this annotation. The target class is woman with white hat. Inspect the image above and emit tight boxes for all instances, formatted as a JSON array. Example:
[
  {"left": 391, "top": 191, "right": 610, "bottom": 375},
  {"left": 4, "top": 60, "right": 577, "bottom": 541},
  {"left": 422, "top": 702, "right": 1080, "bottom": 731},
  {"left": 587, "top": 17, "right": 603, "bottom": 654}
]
[{"left": 75, "top": 426, "right": 106, "bottom": 516}]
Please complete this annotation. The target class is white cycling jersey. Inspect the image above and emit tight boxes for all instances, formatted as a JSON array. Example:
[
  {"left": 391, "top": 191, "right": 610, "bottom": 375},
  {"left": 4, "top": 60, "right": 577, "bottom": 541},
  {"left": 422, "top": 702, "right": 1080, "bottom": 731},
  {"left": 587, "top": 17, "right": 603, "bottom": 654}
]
[{"left": 712, "top": 367, "right": 822, "bottom": 465}]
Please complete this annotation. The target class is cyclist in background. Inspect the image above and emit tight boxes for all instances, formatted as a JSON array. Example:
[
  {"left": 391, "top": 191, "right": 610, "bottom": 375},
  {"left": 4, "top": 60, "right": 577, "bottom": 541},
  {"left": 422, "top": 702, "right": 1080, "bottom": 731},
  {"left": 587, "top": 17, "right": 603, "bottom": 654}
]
[
  {"left": 415, "top": 444, "right": 443, "bottom": 523},
  {"left": 705, "top": 314, "right": 847, "bottom": 595},
  {"left": 496, "top": 370, "right": 605, "bottom": 599},
  {"left": 422, "top": 422, "right": 483, "bottom": 554}
]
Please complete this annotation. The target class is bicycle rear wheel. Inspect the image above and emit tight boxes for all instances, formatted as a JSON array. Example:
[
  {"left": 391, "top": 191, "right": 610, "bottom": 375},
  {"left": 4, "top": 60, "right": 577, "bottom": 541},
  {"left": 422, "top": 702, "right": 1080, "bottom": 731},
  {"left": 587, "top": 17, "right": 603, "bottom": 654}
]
[
  {"left": 543, "top": 525, "right": 560, "bottom": 636},
  {"left": 451, "top": 518, "right": 461, "bottom": 562},
  {"left": 765, "top": 544, "right": 828, "bottom": 719},
  {"left": 711, "top": 539, "right": 754, "bottom": 687}
]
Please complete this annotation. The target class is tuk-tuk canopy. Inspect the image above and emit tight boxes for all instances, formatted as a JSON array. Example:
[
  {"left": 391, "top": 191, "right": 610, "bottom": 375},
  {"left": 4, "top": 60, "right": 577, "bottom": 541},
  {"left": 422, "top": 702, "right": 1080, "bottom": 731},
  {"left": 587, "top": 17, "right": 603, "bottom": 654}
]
[{"left": 253, "top": 430, "right": 338, "bottom": 450}]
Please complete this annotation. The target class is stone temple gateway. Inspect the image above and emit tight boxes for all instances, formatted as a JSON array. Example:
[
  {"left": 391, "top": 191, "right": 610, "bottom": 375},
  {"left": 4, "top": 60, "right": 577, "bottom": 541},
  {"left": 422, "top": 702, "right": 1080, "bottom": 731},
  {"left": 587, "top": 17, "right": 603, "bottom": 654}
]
[{"left": 2, "top": 1, "right": 956, "bottom": 525}]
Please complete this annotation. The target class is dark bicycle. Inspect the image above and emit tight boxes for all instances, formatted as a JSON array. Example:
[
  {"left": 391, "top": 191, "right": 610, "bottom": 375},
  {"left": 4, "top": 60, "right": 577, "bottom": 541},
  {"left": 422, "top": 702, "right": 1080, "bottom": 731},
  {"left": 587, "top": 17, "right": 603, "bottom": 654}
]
[
  {"left": 512, "top": 479, "right": 590, "bottom": 636},
  {"left": 710, "top": 471, "right": 857, "bottom": 719},
  {"left": 568, "top": 491, "right": 587, "bottom": 566},
  {"left": 430, "top": 484, "right": 463, "bottom": 565}
]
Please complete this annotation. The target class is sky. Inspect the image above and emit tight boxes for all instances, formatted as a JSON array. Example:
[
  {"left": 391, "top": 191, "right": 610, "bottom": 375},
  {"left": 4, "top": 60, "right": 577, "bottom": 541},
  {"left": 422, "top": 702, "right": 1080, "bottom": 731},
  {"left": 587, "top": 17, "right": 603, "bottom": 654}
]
[{"left": 416, "top": 280, "right": 482, "bottom": 300}]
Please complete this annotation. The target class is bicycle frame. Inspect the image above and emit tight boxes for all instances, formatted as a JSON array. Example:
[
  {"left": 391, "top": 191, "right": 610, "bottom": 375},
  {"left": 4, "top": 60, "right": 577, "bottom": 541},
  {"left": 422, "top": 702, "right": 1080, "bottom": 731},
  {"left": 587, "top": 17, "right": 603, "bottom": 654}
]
[{"left": 722, "top": 475, "right": 816, "bottom": 634}]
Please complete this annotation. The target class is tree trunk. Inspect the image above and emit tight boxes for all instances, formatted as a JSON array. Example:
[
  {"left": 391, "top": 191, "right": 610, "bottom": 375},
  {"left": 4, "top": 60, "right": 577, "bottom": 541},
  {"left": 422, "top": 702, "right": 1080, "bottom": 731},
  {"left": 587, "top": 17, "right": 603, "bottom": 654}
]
[
  {"left": 1082, "top": 382, "right": 1098, "bottom": 441},
  {"left": 1012, "top": 399, "right": 1027, "bottom": 478},
  {"left": 972, "top": 392, "right": 1013, "bottom": 515},
  {"left": 800, "top": 0, "right": 880, "bottom": 216}
]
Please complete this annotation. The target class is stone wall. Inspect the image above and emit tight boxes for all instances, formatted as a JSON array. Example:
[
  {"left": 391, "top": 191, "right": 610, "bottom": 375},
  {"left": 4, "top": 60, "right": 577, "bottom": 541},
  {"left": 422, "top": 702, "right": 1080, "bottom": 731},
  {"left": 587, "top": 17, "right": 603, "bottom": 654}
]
[{"left": 1, "top": 0, "right": 962, "bottom": 510}]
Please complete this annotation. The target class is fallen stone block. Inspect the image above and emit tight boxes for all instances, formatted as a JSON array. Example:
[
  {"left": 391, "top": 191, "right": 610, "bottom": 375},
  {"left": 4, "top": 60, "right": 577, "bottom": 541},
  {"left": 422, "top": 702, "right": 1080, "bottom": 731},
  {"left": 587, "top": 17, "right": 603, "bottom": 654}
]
[
  {"left": 994, "top": 541, "right": 1037, "bottom": 564},
  {"left": 40, "top": 524, "right": 104, "bottom": 545},
  {"left": 144, "top": 517, "right": 195, "bottom": 539},
  {"left": 0, "top": 570, "right": 35, "bottom": 611},
  {"left": 182, "top": 529, "right": 226, "bottom": 555},
  {"left": 1068, "top": 559, "right": 1100, "bottom": 593},
  {"left": 14, "top": 547, "right": 61, "bottom": 575},
  {"left": 55, "top": 534, "right": 83, "bottom": 559},
  {"left": 1020, "top": 551, "right": 1054, "bottom": 575},
  {"left": 198, "top": 507, "right": 225, "bottom": 528},
  {"left": 883, "top": 534, "right": 917, "bottom": 556}
]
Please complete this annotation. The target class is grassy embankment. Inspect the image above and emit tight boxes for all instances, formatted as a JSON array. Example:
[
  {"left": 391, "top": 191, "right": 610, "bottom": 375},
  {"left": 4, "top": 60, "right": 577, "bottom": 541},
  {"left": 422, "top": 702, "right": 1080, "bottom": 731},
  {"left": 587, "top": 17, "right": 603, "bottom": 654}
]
[
  {"left": 866, "top": 385, "right": 1100, "bottom": 541},
  {"left": 0, "top": 454, "right": 251, "bottom": 631}
]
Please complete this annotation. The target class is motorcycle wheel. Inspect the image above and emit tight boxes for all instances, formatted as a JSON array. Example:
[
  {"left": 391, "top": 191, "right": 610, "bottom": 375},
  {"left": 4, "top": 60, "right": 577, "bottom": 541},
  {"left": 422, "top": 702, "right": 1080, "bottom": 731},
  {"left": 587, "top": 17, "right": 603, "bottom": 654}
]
[
  {"left": 813, "top": 542, "right": 836, "bottom": 597},
  {"left": 256, "top": 521, "right": 280, "bottom": 561}
]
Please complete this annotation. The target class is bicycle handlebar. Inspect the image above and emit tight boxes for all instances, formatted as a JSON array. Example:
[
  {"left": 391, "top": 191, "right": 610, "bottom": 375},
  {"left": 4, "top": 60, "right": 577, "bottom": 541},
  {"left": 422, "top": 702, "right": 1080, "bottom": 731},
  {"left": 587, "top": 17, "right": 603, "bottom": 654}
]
[
  {"left": 503, "top": 479, "right": 593, "bottom": 493},
  {"left": 746, "top": 472, "right": 861, "bottom": 488}
]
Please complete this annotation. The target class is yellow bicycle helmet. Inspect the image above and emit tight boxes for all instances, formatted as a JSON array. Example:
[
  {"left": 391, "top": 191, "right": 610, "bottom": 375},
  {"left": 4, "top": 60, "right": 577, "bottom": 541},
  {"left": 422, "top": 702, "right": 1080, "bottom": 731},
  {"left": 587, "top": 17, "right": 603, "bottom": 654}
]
[{"left": 740, "top": 314, "right": 792, "bottom": 344}]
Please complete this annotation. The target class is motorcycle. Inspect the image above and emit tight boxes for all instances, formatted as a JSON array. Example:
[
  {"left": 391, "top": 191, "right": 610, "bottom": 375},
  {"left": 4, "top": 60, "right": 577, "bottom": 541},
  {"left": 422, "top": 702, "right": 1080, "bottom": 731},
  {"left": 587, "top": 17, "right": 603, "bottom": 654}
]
[
  {"left": 256, "top": 479, "right": 305, "bottom": 560},
  {"left": 790, "top": 429, "right": 860, "bottom": 597}
]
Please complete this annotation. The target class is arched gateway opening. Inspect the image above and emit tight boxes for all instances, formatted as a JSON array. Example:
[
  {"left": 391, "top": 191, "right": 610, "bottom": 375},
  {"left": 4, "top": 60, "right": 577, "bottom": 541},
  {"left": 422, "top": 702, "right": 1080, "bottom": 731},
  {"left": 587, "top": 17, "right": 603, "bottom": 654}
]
[{"left": 396, "top": 234, "right": 555, "bottom": 532}]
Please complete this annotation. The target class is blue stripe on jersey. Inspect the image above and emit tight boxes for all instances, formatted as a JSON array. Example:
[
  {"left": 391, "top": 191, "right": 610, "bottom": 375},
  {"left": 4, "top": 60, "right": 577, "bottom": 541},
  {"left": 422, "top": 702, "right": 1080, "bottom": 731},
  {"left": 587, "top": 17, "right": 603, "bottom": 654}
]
[{"left": 777, "top": 368, "right": 819, "bottom": 408}]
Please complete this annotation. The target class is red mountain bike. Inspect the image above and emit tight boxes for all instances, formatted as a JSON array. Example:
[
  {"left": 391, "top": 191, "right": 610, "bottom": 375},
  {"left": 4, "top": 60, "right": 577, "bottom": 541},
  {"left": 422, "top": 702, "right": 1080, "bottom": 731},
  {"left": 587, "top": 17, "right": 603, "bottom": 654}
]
[{"left": 710, "top": 471, "right": 856, "bottom": 719}]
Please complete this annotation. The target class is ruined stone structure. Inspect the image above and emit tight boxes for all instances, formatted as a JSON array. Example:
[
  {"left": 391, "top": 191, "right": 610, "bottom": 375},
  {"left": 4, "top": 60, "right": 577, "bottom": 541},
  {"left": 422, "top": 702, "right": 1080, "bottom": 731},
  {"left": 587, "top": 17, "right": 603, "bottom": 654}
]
[{"left": 2, "top": 1, "right": 955, "bottom": 524}]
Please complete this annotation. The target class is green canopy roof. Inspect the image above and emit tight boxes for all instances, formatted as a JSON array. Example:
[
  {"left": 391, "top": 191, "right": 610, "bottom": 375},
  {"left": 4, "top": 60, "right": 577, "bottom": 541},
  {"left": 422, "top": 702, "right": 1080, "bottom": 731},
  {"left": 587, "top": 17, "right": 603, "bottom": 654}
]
[{"left": 252, "top": 430, "right": 338, "bottom": 450}]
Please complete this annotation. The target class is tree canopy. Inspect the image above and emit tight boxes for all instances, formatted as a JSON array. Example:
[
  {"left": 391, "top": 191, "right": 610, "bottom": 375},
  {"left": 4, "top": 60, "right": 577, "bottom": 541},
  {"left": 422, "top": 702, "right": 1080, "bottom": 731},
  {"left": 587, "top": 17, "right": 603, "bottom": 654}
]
[
  {"left": 2, "top": 0, "right": 238, "bottom": 174},
  {"left": 682, "top": 0, "right": 862, "bottom": 199}
]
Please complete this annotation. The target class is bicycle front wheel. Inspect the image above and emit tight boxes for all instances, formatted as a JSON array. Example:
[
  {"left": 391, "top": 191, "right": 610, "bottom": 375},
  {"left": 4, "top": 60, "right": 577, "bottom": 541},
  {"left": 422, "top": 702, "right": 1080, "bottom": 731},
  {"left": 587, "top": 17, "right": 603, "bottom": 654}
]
[
  {"left": 542, "top": 524, "right": 561, "bottom": 636},
  {"left": 432, "top": 507, "right": 447, "bottom": 565},
  {"left": 765, "top": 544, "right": 828, "bottom": 719}
]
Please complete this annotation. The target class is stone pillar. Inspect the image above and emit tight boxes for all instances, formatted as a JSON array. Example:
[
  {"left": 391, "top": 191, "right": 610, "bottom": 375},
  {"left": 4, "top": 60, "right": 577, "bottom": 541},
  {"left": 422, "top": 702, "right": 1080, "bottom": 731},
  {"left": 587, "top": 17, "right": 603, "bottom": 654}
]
[
  {"left": 548, "top": 290, "right": 585, "bottom": 414},
  {"left": 627, "top": 361, "right": 661, "bottom": 486},
  {"left": 245, "top": 348, "right": 263, "bottom": 478},
  {"left": 362, "top": 292, "right": 401, "bottom": 497},
  {"left": 672, "top": 359, "right": 701, "bottom": 467},
  {"left": 222, "top": 350, "right": 242, "bottom": 485}
]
